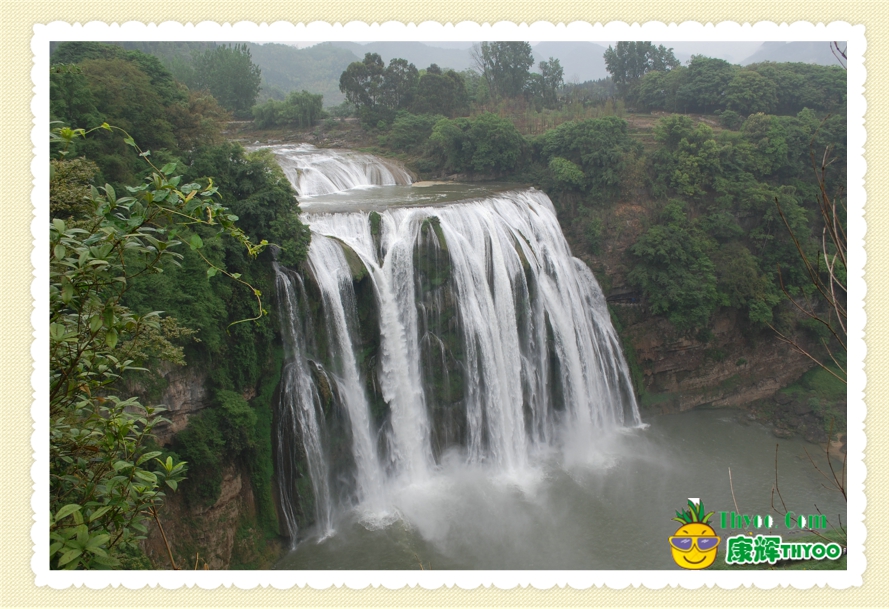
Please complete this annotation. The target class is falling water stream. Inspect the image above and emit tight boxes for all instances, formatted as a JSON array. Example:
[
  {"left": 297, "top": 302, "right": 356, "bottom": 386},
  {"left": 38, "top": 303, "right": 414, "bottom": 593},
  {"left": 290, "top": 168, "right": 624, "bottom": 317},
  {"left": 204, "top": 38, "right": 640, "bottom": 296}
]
[{"left": 265, "top": 145, "right": 846, "bottom": 569}]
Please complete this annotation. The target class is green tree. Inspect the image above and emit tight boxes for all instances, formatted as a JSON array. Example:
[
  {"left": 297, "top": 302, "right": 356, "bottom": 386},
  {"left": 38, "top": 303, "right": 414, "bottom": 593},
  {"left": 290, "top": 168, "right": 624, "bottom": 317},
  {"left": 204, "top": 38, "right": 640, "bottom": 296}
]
[
  {"left": 741, "top": 112, "right": 790, "bottom": 177},
  {"left": 633, "top": 66, "right": 687, "bottom": 112},
  {"left": 471, "top": 41, "right": 534, "bottom": 100},
  {"left": 725, "top": 70, "right": 778, "bottom": 115},
  {"left": 676, "top": 55, "right": 737, "bottom": 113},
  {"left": 383, "top": 111, "right": 446, "bottom": 153},
  {"left": 746, "top": 62, "right": 846, "bottom": 115},
  {"left": 81, "top": 58, "right": 178, "bottom": 149},
  {"left": 526, "top": 57, "right": 564, "bottom": 110},
  {"left": 339, "top": 52, "right": 387, "bottom": 109},
  {"left": 711, "top": 242, "right": 780, "bottom": 324},
  {"left": 468, "top": 112, "right": 527, "bottom": 173},
  {"left": 536, "top": 116, "right": 642, "bottom": 200},
  {"left": 50, "top": 64, "right": 101, "bottom": 131},
  {"left": 52, "top": 42, "right": 185, "bottom": 108},
  {"left": 428, "top": 113, "right": 526, "bottom": 175},
  {"left": 50, "top": 44, "right": 230, "bottom": 185},
  {"left": 427, "top": 117, "right": 472, "bottom": 172},
  {"left": 411, "top": 65, "right": 469, "bottom": 118},
  {"left": 648, "top": 115, "right": 725, "bottom": 199},
  {"left": 381, "top": 58, "right": 419, "bottom": 110},
  {"left": 190, "top": 44, "right": 262, "bottom": 118},
  {"left": 603, "top": 41, "right": 680, "bottom": 98}
]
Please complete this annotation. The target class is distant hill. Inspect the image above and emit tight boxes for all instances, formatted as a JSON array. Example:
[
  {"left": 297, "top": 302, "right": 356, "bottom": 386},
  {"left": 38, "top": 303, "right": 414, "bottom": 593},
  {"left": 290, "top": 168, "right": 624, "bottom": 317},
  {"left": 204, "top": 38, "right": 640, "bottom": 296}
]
[
  {"left": 531, "top": 41, "right": 610, "bottom": 83},
  {"left": 740, "top": 41, "right": 843, "bottom": 66},
  {"left": 328, "top": 41, "right": 475, "bottom": 72},
  {"left": 246, "top": 42, "right": 359, "bottom": 106}
]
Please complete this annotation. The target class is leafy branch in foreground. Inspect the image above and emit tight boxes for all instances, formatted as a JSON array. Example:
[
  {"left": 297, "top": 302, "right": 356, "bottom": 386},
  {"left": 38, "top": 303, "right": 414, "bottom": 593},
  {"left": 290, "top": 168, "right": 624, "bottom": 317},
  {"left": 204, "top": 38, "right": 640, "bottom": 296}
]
[{"left": 49, "top": 124, "right": 269, "bottom": 569}]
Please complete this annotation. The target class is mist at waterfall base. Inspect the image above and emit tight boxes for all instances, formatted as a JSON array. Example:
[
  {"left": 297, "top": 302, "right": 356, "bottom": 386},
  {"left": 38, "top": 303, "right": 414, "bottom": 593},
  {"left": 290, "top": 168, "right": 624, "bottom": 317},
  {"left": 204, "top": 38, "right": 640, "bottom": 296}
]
[{"left": 266, "top": 145, "right": 846, "bottom": 570}]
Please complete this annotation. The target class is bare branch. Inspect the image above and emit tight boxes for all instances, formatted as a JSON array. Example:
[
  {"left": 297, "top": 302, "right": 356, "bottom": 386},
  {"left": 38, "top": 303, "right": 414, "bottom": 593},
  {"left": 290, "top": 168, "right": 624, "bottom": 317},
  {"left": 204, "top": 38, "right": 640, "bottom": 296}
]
[
  {"left": 772, "top": 444, "right": 788, "bottom": 515},
  {"left": 729, "top": 467, "right": 741, "bottom": 517},
  {"left": 830, "top": 42, "right": 848, "bottom": 69}
]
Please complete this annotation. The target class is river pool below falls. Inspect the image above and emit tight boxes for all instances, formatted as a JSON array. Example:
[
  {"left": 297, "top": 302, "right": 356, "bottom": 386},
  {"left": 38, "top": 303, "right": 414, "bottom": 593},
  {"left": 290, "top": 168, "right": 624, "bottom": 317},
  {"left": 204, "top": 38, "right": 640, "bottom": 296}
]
[{"left": 275, "top": 408, "right": 846, "bottom": 570}]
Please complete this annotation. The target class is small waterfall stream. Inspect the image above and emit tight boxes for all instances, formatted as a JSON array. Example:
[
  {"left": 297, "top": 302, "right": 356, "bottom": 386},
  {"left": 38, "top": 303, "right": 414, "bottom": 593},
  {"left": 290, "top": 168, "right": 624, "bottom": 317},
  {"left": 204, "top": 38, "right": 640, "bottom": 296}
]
[
  {"left": 271, "top": 144, "right": 412, "bottom": 197},
  {"left": 270, "top": 145, "right": 642, "bottom": 545}
]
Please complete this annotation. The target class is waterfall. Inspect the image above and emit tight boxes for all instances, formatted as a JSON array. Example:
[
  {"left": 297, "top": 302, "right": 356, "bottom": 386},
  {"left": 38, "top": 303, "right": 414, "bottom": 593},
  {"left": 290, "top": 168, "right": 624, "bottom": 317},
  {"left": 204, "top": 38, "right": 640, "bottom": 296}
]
[
  {"left": 269, "top": 144, "right": 412, "bottom": 197},
  {"left": 273, "top": 265, "right": 335, "bottom": 541},
  {"left": 271, "top": 147, "right": 641, "bottom": 542}
]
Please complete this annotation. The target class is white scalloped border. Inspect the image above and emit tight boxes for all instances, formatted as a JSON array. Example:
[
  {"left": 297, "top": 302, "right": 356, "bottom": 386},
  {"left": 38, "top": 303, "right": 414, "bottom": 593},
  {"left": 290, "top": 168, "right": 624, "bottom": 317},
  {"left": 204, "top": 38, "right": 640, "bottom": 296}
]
[{"left": 31, "top": 19, "right": 867, "bottom": 590}]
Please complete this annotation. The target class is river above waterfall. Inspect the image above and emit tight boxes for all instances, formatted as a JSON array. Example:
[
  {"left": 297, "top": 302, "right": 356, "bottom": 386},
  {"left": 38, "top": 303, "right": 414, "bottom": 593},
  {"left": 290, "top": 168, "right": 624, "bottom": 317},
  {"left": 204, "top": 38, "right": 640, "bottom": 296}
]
[
  {"left": 298, "top": 181, "right": 521, "bottom": 213},
  {"left": 275, "top": 408, "right": 846, "bottom": 570}
]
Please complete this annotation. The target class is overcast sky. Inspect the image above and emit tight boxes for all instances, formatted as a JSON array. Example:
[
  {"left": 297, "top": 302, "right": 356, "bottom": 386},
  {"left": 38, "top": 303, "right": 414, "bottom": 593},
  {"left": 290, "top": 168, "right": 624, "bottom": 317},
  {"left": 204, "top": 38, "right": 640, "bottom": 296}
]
[{"left": 272, "top": 40, "right": 774, "bottom": 64}]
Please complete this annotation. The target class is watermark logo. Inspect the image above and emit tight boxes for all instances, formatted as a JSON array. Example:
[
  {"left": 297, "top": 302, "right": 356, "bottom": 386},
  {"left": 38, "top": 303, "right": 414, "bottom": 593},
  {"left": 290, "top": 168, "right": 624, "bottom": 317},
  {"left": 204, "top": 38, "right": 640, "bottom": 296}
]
[
  {"left": 725, "top": 534, "right": 843, "bottom": 565},
  {"left": 670, "top": 499, "right": 844, "bottom": 568},
  {"left": 668, "top": 498, "right": 721, "bottom": 570}
]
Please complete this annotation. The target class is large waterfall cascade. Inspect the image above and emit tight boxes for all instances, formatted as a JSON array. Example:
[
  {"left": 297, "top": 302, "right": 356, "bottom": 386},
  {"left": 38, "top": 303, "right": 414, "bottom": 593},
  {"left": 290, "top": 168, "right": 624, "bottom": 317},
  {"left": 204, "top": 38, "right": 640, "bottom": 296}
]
[{"left": 270, "top": 145, "right": 642, "bottom": 543}]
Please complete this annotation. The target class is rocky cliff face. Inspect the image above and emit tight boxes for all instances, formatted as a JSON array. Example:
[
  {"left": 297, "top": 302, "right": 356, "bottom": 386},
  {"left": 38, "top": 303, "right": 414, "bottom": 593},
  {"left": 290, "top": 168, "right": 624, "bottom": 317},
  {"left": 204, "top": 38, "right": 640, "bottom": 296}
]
[
  {"left": 136, "top": 366, "right": 281, "bottom": 570},
  {"left": 618, "top": 306, "right": 812, "bottom": 412},
  {"left": 154, "top": 364, "right": 211, "bottom": 444},
  {"left": 143, "top": 462, "right": 282, "bottom": 570},
  {"left": 123, "top": 363, "right": 211, "bottom": 445}
]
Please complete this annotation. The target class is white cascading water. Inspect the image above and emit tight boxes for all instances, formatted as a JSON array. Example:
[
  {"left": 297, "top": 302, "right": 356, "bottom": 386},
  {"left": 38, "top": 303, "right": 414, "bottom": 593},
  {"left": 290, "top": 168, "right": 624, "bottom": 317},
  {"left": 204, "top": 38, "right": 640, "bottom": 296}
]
[
  {"left": 271, "top": 147, "right": 642, "bottom": 543},
  {"left": 273, "top": 265, "right": 335, "bottom": 539},
  {"left": 271, "top": 144, "right": 412, "bottom": 197}
]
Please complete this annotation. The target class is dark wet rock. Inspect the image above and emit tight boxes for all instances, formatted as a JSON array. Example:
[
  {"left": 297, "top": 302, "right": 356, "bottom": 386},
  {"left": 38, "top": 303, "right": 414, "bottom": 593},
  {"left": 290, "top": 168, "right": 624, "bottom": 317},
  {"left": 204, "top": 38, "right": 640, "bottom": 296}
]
[
  {"left": 804, "top": 426, "right": 829, "bottom": 444},
  {"left": 775, "top": 393, "right": 793, "bottom": 405},
  {"left": 794, "top": 401, "right": 813, "bottom": 415}
]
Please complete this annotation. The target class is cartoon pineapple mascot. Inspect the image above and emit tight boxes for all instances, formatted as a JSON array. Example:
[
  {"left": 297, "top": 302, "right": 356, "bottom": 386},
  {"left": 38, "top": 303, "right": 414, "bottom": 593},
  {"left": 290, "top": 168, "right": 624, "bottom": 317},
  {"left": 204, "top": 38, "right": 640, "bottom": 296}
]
[{"left": 669, "top": 499, "right": 721, "bottom": 569}]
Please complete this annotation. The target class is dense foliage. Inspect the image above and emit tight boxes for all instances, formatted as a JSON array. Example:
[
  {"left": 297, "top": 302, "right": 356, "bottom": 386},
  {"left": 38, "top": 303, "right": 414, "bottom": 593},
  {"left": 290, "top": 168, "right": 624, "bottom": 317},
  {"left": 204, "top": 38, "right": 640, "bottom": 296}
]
[
  {"left": 48, "top": 124, "right": 268, "bottom": 568},
  {"left": 253, "top": 90, "right": 325, "bottom": 129},
  {"left": 627, "top": 200, "right": 721, "bottom": 329},
  {"left": 412, "top": 64, "right": 470, "bottom": 118},
  {"left": 338, "top": 52, "right": 421, "bottom": 125},
  {"left": 631, "top": 57, "right": 846, "bottom": 116},
  {"left": 50, "top": 45, "right": 230, "bottom": 185},
  {"left": 427, "top": 112, "right": 528, "bottom": 175},
  {"left": 628, "top": 104, "right": 844, "bottom": 331},
  {"left": 533, "top": 116, "right": 642, "bottom": 201},
  {"left": 50, "top": 44, "right": 313, "bottom": 562}
]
